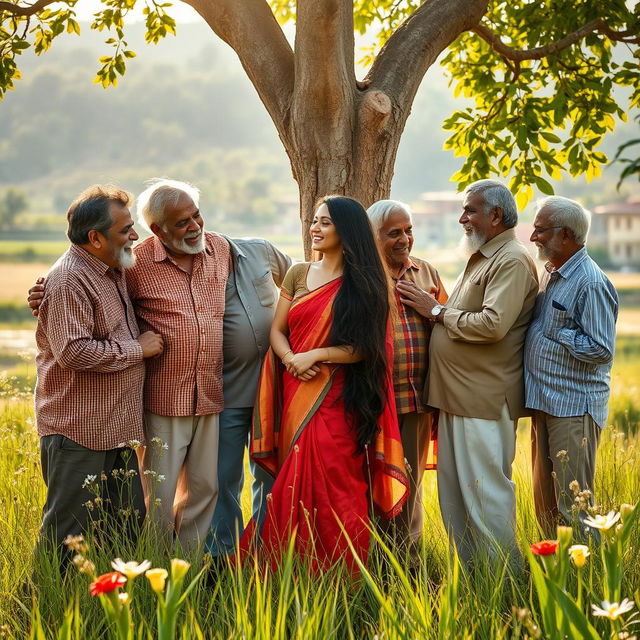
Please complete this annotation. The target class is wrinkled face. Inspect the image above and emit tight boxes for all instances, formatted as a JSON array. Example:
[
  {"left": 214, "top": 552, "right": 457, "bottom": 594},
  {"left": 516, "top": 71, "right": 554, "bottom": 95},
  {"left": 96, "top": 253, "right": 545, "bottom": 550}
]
[
  {"left": 102, "top": 203, "right": 138, "bottom": 268},
  {"left": 156, "top": 192, "right": 205, "bottom": 256},
  {"left": 531, "top": 206, "right": 563, "bottom": 263},
  {"left": 310, "top": 204, "right": 341, "bottom": 253},
  {"left": 378, "top": 209, "right": 413, "bottom": 270},
  {"left": 458, "top": 191, "right": 492, "bottom": 256}
]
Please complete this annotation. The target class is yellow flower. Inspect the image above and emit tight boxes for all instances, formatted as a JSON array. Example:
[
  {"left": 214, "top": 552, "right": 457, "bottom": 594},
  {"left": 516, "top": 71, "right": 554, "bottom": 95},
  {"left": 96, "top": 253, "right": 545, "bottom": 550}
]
[
  {"left": 111, "top": 558, "right": 152, "bottom": 579},
  {"left": 170, "top": 558, "right": 190, "bottom": 581},
  {"left": 591, "top": 599, "right": 635, "bottom": 620},
  {"left": 583, "top": 511, "right": 620, "bottom": 531},
  {"left": 568, "top": 544, "right": 590, "bottom": 568},
  {"left": 145, "top": 568, "right": 168, "bottom": 593}
]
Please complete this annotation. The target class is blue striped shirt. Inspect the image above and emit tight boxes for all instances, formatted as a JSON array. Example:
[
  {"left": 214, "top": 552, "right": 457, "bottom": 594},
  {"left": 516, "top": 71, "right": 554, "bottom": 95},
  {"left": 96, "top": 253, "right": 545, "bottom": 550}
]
[{"left": 524, "top": 248, "right": 618, "bottom": 428}]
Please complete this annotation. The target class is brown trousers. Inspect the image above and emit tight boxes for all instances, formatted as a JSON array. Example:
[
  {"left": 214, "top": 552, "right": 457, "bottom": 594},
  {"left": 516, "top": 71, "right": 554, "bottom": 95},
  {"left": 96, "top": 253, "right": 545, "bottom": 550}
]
[{"left": 531, "top": 410, "right": 601, "bottom": 535}]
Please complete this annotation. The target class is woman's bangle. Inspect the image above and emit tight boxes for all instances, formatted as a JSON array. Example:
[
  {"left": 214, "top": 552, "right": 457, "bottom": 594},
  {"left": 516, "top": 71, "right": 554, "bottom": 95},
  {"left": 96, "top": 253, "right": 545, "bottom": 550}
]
[{"left": 281, "top": 349, "right": 293, "bottom": 364}]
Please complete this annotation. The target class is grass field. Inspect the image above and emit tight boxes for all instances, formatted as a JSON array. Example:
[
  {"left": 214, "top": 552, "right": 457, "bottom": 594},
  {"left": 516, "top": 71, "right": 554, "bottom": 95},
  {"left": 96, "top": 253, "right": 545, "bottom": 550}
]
[{"left": 0, "top": 247, "right": 638, "bottom": 638}]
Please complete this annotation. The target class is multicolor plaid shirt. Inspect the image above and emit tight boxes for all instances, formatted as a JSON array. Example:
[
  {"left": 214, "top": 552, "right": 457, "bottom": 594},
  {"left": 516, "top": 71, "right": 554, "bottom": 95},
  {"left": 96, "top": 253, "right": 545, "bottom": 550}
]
[
  {"left": 392, "top": 257, "right": 447, "bottom": 415},
  {"left": 126, "top": 232, "right": 230, "bottom": 417}
]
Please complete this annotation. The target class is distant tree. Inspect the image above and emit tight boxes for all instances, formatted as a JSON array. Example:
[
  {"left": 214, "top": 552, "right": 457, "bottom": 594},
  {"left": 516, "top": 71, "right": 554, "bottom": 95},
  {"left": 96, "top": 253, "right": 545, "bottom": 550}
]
[
  {"left": 1, "top": 0, "right": 638, "bottom": 255},
  {"left": 0, "top": 188, "right": 28, "bottom": 229}
]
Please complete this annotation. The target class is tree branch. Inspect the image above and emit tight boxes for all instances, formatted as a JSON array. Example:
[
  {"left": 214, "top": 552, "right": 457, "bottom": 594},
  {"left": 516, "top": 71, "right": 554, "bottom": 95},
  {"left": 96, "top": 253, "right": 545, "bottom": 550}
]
[
  {"left": 0, "top": 0, "right": 57, "bottom": 17},
  {"left": 367, "top": 0, "right": 489, "bottom": 111},
  {"left": 180, "top": 0, "right": 295, "bottom": 145},
  {"left": 473, "top": 18, "right": 640, "bottom": 62}
]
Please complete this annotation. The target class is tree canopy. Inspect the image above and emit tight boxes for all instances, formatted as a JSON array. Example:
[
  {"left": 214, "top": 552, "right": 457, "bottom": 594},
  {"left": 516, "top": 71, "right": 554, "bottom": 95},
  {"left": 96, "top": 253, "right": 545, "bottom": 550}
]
[{"left": 1, "top": 0, "right": 639, "bottom": 248}]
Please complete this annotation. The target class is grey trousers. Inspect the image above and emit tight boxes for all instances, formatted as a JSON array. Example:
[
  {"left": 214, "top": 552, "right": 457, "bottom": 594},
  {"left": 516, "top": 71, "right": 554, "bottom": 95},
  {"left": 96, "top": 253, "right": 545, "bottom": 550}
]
[
  {"left": 39, "top": 435, "right": 145, "bottom": 552},
  {"left": 531, "top": 410, "right": 601, "bottom": 535},
  {"left": 437, "top": 404, "right": 518, "bottom": 568}
]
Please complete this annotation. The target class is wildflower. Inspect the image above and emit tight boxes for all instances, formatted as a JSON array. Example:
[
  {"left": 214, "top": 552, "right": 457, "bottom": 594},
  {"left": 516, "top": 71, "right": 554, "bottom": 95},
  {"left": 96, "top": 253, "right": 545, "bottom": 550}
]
[
  {"left": 145, "top": 568, "right": 168, "bottom": 593},
  {"left": 568, "top": 544, "right": 590, "bottom": 568},
  {"left": 530, "top": 540, "right": 558, "bottom": 556},
  {"left": 73, "top": 554, "right": 96, "bottom": 574},
  {"left": 556, "top": 449, "right": 568, "bottom": 460},
  {"left": 89, "top": 572, "right": 127, "bottom": 596},
  {"left": 82, "top": 474, "right": 97, "bottom": 489},
  {"left": 111, "top": 558, "right": 152, "bottom": 579},
  {"left": 584, "top": 511, "right": 621, "bottom": 531},
  {"left": 591, "top": 599, "right": 635, "bottom": 620},
  {"left": 118, "top": 592, "right": 130, "bottom": 605},
  {"left": 171, "top": 558, "right": 190, "bottom": 581},
  {"left": 63, "top": 534, "right": 87, "bottom": 553},
  {"left": 557, "top": 525, "right": 572, "bottom": 546},
  {"left": 569, "top": 480, "right": 580, "bottom": 494},
  {"left": 620, "top": 503, "right": 635, "bottom": 522},
  {"left": 127, "top": 440, "right": 141, "bottom": 449}
]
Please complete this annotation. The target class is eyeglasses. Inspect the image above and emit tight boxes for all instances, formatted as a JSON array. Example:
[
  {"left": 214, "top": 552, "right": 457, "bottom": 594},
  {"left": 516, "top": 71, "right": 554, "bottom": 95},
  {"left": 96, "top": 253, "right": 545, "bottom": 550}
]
[{"left": 532, "top": 225, "right": 564, "bottom": 235}]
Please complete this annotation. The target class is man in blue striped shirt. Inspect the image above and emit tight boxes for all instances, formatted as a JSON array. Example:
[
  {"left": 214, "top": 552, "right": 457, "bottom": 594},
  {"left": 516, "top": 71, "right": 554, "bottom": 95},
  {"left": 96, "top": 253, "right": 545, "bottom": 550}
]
[{"left": 524, "top": 196, "right": 618, "bottom": 536}]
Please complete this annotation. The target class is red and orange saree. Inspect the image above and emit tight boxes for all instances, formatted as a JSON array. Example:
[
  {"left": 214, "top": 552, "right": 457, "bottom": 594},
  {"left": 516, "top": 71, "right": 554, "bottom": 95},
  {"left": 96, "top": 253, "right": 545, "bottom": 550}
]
[{"left": 247, "top": 276, "right": 409, "bottom": 572}]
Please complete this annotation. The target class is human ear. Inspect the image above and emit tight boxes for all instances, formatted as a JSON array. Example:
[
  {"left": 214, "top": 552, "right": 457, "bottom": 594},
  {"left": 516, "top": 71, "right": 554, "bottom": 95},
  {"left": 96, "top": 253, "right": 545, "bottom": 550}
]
[{"left": 87, "top": 229, "right": 104, "bottom": 249}]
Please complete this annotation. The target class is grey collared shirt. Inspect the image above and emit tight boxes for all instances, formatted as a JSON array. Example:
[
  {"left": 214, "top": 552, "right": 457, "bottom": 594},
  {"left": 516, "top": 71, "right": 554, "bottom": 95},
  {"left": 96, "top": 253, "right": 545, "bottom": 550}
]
[
  {"left": 524, "top": 248, "right": 618, "bottom": 428},
  {"left": 222, "top": 237, "right": 291, "bottom": 408}
]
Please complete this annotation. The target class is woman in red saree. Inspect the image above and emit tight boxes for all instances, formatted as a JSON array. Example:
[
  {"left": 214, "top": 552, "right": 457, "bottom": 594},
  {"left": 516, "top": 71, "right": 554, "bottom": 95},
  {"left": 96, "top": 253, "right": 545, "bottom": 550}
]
[{"left": 245, "top": 196, "right": 409, "bottom": 572}]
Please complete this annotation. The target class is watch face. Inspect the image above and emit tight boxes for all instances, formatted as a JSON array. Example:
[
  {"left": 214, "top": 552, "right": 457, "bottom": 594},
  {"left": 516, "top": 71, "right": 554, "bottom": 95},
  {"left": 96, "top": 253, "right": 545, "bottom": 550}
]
[{"left": 432, "top": 304, "right": 442, "bottom": 317}]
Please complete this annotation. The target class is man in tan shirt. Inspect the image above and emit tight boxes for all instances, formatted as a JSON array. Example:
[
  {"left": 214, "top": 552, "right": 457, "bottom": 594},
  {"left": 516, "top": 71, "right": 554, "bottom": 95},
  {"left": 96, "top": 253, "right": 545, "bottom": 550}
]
[{"left": 398, "top": 179, "right": 538, "bottom": 567}]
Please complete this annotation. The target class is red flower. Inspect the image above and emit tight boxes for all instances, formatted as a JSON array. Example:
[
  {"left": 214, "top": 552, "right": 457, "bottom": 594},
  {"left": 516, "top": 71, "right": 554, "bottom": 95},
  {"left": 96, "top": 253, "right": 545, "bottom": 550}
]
[
  {"left": 89, "top": 571, "right": 127, "bottom": 596},
  {"left": 530, "top": 540, "right": 559, "bottom": 556}
]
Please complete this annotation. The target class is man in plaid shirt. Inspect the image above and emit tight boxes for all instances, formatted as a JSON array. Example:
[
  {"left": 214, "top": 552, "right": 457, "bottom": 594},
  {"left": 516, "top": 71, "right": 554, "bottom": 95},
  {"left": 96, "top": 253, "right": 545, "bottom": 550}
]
[
  {"left": 368, "top": 200, "right": 447, "bottom": 553},
  {"left": 35, "top": 185, "right": 164, "bottom": 556}
]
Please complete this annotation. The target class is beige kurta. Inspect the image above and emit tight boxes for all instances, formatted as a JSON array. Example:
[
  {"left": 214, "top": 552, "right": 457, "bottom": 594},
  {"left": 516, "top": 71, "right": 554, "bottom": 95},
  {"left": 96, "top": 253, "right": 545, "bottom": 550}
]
[{"left": 427, "top": 229, "right": 539, "bottom": 420}]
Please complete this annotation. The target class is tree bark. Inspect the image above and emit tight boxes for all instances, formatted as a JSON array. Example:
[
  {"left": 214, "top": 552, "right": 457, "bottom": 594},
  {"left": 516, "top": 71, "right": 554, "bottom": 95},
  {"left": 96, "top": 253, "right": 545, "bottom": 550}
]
[{"left": 184, "top": 0, "right": 489, "bottom": 258}]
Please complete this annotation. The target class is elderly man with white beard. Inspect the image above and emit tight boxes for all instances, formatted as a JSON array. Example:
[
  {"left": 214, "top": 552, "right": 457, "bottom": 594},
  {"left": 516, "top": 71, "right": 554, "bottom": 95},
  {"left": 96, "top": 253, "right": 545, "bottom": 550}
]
[{"left": 397, "top": 179, "right": 538, "bottom": 568}]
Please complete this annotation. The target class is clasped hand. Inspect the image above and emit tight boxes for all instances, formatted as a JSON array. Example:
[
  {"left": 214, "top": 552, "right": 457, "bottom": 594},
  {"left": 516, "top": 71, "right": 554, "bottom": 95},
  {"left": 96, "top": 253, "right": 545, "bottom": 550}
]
[{"left": 283, "top": 350, "right": 322, "bottom": 381}]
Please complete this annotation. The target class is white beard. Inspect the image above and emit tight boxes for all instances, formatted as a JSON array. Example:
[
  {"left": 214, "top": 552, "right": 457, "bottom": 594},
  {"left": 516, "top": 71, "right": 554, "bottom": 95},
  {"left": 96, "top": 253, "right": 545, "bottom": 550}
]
[
  {"left": 458, "top": 230, "right": 487, "bottom": 258},
  {"left": 163, "top": 230, "right": 206, "bottom": 255},
  {"left": 118, "top": 246, "right": 137, "bottom": 268}
]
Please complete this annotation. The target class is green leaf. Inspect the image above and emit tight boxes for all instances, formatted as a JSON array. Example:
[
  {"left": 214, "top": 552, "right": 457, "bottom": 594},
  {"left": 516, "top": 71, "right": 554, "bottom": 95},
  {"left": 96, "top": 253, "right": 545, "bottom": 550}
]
[{"left": 534, "top": 176, "right": 554, "bottom": 195}]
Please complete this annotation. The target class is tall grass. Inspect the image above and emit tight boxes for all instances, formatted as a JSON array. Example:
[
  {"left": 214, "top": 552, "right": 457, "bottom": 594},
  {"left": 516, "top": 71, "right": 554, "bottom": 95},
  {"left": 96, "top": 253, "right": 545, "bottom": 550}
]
[{"left": 0, "top": 339, "right": 638, "bottom": 638}]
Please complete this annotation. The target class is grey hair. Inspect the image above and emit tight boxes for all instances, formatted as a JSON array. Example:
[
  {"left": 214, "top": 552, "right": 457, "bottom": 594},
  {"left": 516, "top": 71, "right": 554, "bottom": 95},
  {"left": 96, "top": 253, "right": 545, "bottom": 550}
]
[
  {"left": 539, "top": 196, "right": 590, "bottom": 244},
  {"left": 136, "top": 178, "right": 200, "bottom": 232},
  {"left": 465, "top": 179, "right": 518, "bottom": 228},
  {"left": 366, "top": 199, "right": 413, "bottom": 234}
]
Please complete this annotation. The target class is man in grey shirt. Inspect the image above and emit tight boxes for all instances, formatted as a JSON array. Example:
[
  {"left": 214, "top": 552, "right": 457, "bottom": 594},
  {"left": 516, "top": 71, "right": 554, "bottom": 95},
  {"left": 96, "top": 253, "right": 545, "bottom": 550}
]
[
  {"left": 525, "top": 196, "right": 618, "bottom": 536},
  {"left": 207, "top": 236, "right": 291, "bottom": 556}
]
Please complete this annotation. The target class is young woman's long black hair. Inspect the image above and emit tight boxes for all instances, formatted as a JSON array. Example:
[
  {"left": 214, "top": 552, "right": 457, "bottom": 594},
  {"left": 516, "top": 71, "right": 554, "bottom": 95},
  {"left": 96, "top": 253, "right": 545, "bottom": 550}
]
[{"left": 321, "top": 196, "right": 391, "bottom": 453}]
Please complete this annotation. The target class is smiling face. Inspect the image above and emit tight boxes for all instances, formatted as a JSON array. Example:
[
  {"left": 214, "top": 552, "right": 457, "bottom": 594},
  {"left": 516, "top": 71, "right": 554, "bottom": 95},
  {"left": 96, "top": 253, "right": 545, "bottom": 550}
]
[
  {"left": 152, "top": 191, "right": 205, "bottom": 256},
  {"left": 309, "top": 203, "right": 341, "bottom": 254},
  {"left": 531, "top": 205, "right": 564, "bottom": 264},
  {"left": 377, "top": 209, "right": 414, "bottom": 271},
  {"left": 101, "top": 203, "right": 139, "bottom": 268}
]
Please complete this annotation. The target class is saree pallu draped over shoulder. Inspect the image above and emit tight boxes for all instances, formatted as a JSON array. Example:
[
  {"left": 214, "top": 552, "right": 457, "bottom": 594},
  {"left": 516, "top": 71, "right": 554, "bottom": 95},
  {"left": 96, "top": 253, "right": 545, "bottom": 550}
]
[{"left": 247, "top": 277, "right": 409, "bottom": 572}]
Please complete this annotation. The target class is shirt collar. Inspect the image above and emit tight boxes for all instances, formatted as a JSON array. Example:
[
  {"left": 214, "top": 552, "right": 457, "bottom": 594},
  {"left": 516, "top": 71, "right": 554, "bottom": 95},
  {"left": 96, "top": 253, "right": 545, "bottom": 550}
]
[
  {"left": 223, "top": 235, "right": 244, "bottom": 260},
  {"left": 152, "top": 233, "right": 212, "bottom": 263},
  {"left": 69, "top": 244, "right": 112, "bottom": 276},
  {"left": 395, "top": 257, "right": 420, "bottom": 280},
  {"left": 547, "top": 246, "right": 588, "bottom": 279},
  {"left": 478, "top": 228, "right": 516, "bottom": 258}
]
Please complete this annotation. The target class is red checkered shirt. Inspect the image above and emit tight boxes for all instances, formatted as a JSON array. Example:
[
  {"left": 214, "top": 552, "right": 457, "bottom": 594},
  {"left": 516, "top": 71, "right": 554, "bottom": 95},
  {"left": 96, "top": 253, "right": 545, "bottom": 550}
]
[
  {"left": 35, "top": 245, "right": 145, "bottom": 450},
  {"left": 126, "top": 232, "right": 230, "bottom": 417},
  {"left": 393, "top": 257, "right": 448, "bottom": 414}
]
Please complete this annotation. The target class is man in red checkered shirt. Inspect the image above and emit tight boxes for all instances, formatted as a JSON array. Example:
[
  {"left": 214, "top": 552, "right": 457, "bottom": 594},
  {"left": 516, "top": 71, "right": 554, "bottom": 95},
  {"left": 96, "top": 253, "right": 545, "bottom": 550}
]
[
  {"left": 368, "top": 200, "right": 448, "bottom": 555},
  {"left": 129, "top": 179, "right": 230, "bottom": 550},
  {"left": 35, "top": 185, "right": 164, "bottom": 556}
]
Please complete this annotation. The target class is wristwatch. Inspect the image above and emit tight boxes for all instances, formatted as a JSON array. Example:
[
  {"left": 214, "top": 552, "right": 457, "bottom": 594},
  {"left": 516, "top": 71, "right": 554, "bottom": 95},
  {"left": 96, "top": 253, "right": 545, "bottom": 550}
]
[{"left": 431, "top": 304, "right": 444, "bottom": 319}]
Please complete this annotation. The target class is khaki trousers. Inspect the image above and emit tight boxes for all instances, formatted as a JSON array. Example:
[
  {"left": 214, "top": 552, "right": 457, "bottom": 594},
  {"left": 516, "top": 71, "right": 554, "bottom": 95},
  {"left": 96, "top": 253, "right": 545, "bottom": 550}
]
[
  {"left": 390, "top": 411, "right": 432, "bottom": 545},
  {"left": 531, "top": 410, "right": 600, "bottom": 536},
  {"left": 437, "top": 403, "right": 518, "bottom": 568},
  {"left": 140, "top": 412, "right": 219, "bottom": 550}
]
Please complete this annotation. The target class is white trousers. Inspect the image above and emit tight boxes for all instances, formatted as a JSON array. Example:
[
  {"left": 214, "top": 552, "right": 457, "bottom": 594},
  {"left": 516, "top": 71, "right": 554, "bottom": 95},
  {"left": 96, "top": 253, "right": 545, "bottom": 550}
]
[
  {"left": 436, "top": 403, "right": 518, "bottom": 567},
  {"left": 140, "top": 412, "right": 219, "bottom": 551}
]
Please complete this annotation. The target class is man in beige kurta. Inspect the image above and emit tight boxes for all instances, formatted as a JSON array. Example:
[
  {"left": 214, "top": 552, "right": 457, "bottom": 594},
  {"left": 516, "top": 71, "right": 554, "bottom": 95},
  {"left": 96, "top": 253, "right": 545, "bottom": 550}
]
[{"left": 399, "top": 179, "right": 538, "bottom": 567}]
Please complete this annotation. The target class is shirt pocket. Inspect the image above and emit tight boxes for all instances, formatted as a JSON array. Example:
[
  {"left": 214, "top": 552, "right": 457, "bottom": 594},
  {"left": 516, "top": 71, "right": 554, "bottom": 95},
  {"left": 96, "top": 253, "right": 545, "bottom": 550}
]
[
  {"left": 252, "top": 272, "right": 277, "bottom": 307},
  {"left": 543, "top": 304, "right": 570, "bottom": 337}
]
